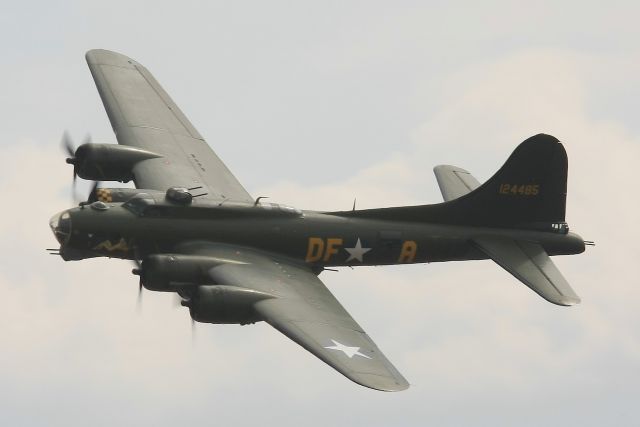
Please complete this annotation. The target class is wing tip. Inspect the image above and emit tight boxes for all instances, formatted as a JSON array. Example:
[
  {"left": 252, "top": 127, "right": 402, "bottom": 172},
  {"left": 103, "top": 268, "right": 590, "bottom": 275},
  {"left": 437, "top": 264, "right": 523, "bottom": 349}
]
[
  {"left": 433, "top": 164, "right": 471, "bottom": 174},
  {"left": 552, "top": 295, "right": 581, "bottom": 306},
  {"left": 347, "top": 372, "right": 410, "bottom": 392},
  {"left": 85, "top": 49, "right": 139, "bottom": 68}
]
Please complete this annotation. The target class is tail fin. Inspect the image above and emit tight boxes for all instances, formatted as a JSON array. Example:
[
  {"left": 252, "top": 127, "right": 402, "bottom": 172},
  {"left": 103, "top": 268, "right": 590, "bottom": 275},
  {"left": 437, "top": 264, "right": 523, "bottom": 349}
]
[
  {"left": 331, "top": 134, "right": 568, "bottom": 230},
  {"left": 454, "top": 133, "right": 568, "bottom": 227}
]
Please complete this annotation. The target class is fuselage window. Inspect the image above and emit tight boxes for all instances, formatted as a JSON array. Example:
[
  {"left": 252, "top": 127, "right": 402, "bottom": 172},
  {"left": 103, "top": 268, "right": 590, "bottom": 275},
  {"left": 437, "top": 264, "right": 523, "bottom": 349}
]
[{"left": 123, "top": 194, "right": 155, "bottom": 216}]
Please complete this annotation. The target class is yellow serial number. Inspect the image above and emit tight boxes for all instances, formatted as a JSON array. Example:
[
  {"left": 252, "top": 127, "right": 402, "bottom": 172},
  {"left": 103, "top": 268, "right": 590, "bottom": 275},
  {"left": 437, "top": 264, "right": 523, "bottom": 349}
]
[{"left": 498, "top": 184, "right": 540, "bottom": 196}]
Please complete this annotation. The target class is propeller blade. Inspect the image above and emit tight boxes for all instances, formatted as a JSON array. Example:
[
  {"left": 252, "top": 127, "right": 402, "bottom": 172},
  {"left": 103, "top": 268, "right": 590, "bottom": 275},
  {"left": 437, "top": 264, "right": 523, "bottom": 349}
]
[
  {"left": 136, "top": 279, "right": 143, "bottom": 313},
  {"left": 131, "top": 261, "right": 143, "bottom": 313},
  {"left": 72, "top": 169, "right": 78, "bottom": 203},
  {"left": 87, "top": 181, "right": 100, "bottom": 203},
  {"left": 191, "top": 317, "right": 196, "bottom": 345},
  {"left": 61, "top": 131, "right": 94, "bottom": 198},
  {"left": 61, "top": 131, "right": 75, "bottom": 157},
  {"left": 61, "top": 131, "right": 85, "bottom": 203}
]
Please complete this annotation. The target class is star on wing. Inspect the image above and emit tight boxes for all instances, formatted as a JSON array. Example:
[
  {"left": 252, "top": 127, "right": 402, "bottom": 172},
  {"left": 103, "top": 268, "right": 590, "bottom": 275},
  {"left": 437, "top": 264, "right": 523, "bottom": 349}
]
[{"left": 324, "top": 339, "right": 372, "bottom": 359}]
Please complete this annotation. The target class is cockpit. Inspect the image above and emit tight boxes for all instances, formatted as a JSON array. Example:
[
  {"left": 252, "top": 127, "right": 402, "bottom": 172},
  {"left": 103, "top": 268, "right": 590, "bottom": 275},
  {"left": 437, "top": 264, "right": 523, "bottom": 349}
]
[
  {"left": 257, "top": 202, "right": 303, "bottom": 217},
  {"left": 49, "top": 210, "right": 72, "bottom": 244}
]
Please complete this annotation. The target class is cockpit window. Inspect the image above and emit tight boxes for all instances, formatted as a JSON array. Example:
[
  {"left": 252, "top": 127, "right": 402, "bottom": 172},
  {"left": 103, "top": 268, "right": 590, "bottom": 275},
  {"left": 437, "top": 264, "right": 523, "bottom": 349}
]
[
  {"left": 279, "top": 205, "right": 303, "bottom": 216},
  {"left": 123, "top": 194, "right": 156, "bottom": 216},
  {"left": 258, "top": 202, "right": 303, "bottom": 217}
]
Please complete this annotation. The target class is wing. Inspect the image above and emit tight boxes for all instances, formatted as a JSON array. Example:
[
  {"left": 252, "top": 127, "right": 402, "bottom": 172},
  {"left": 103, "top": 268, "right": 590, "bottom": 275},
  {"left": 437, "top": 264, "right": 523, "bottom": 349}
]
[
  {"left": 473, "top": 237, "right": 581, "bottom": 306},
  {"left": 181, "top": 243, "right": 409, "bottom": 391},
  {"left": 433, "top": 165, "right": 481, "bottom": 201},
  {"left": 85, "top": 49, "right": 252, "bottom": 203}
]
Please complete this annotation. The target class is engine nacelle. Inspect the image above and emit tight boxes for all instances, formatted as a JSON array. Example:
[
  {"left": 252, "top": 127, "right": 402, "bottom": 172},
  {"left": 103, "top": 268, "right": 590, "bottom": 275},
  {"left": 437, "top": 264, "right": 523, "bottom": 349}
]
[
  {"left": 187, "top": 285, "right": 272, "bottom": 325},
  {"left": 139, "top": 254, "right": 219, "bottom": 292},
  {"left": 137, "top": 254, "right": 274, "bottom": 324},
  {"left": 70, "top": 143, "right": 162, "bottom": 182}
]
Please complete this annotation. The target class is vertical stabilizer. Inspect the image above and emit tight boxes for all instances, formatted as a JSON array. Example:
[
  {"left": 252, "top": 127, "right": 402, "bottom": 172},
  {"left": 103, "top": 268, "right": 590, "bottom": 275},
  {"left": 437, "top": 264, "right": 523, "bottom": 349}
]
[
  {"left": 459, "top": 133, "right": 568, "bottom": 227},
  {"left": 329, "top": 134, "right": 569, "bottom": 230}
]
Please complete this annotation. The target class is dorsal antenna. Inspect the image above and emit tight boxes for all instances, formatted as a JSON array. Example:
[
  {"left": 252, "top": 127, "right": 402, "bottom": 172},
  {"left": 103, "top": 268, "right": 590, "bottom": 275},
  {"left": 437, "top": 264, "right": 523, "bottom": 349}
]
[{"left": 254, "top": 196, "right": 269, "bottom": 206}]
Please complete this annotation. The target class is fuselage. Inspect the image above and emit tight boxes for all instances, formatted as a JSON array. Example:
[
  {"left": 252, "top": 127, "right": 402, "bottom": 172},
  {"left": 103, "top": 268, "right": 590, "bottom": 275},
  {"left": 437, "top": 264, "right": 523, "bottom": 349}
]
[{"left": 50, "top": 199, "right": 585, "bottom": 267}]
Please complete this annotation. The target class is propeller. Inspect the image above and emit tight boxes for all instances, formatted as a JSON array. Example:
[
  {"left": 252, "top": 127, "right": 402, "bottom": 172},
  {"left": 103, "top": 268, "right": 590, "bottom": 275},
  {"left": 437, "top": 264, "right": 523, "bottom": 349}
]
[
  {"left": 61, "top": 130, "right": 76, "bottom": 161},
  {"left": 175, "top": 290, "right": 196, "bottom": 344},
  {"left": 131, "top": 265, "right": 143, "bottom": 312},
  {"left": 131, "top": 247, "right": 144, "bottom": 312},
  {"left": 137, "top": 280, "right": 143, "bottom": 311},
  {"left": 86, "top": 181, "right": 101, "bottom": 204},
  {"left": 60, "top": 131, "right": 94, "bottom": 203}
]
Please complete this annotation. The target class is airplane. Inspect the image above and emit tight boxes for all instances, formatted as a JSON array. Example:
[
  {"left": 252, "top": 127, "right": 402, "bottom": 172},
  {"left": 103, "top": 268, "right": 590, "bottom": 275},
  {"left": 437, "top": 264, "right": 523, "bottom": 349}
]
[{"left": 49, "top": 49, "right": 591, "bottom": 392}]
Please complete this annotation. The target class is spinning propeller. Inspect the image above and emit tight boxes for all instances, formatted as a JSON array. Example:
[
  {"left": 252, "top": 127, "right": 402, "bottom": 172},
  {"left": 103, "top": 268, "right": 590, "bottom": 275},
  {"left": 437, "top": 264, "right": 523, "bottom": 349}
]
[
  {"left": 132, "top": 263, "right": 196, "bottom": 342},
  {"left": 130, "top": 247, "right": 144, "bottom": 312},
  {"left": 60, "top": 131, "right": 98, "bottom": 204},
  {"left": 176, "top": 291, "right": 196, "bottom": 342}
]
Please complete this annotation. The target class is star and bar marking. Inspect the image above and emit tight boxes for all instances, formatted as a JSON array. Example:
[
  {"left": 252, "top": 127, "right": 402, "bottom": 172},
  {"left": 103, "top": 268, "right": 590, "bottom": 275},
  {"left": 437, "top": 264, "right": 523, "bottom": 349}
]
[{"left": 324, "top": 340, "right": 372, "bottom": 359}]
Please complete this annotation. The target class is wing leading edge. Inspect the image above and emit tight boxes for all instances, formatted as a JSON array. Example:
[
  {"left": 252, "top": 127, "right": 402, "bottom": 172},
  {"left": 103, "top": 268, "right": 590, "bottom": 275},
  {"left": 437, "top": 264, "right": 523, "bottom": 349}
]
[
  {"left": 179, "top": 242, "right": 409, "bottom": 391},
  {"left": 85, "top": 49, "right": 252, "bottom": 203}
]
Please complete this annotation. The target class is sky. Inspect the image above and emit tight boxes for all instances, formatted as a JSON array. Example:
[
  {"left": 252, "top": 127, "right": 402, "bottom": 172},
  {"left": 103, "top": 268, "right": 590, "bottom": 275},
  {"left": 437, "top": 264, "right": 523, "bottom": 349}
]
[{"left": 1, "top": 1, "right": 639, "bottom": 425}]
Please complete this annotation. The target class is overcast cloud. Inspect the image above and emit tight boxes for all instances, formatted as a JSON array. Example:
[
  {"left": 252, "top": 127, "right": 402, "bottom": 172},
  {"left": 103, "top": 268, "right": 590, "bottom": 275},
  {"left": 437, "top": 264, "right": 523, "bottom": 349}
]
[{"left": 0, "top": 1, "right": 638, "bottom": 426}]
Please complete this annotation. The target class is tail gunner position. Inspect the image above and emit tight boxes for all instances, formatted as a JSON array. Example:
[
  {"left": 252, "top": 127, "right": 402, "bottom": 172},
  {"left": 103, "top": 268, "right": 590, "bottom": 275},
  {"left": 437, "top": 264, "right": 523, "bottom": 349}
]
[{"left": 49, "top": 50, "right": 591, "bottom": 392}]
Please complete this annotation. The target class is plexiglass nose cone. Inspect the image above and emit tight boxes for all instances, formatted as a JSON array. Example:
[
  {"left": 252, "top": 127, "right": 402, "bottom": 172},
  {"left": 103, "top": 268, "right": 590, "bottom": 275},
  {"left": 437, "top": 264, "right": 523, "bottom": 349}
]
[{"left": 49, "top": 210, "right": 72, "bottom": 244}]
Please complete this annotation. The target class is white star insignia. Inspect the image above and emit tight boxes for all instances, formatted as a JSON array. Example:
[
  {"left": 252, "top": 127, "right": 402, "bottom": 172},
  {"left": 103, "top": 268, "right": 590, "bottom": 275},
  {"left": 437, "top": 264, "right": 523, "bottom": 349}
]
[
  {"left": 345, "top": 238, "right": 371, "bottom": 262},
  {"left": 324, "top": 339, "right": 372, "bottom": 359}
]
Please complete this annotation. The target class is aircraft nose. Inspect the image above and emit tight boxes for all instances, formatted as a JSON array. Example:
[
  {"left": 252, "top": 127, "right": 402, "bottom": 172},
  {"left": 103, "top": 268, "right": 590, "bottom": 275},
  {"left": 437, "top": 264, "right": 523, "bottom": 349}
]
[{"left": 49, "top": 210, "right": 72, "bottom": 244}]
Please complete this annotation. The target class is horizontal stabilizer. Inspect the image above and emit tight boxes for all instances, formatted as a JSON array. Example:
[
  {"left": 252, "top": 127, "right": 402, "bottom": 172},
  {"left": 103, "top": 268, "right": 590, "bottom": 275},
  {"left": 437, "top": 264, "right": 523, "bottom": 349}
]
[
  {"left": 473, "top": 237, "right": 580, "bottom": 306},
  {"left": 433, "top": 165, "right": 481, "bottom": 201}
]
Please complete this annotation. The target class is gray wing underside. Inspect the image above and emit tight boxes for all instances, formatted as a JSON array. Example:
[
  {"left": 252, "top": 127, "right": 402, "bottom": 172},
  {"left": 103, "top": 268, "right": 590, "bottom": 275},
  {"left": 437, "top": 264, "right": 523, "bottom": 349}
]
[
  {"left": 473, "top": 237, "right": 581, "bottom": 306},
  {"left": 181, "top": 242, "right": 409, "bottom": 391},
  {"left": 85, "top": 49, "right": 252, "bottom": 203},
  {"left": 433, "top": 165, "right": 481, "bottom": 201}
]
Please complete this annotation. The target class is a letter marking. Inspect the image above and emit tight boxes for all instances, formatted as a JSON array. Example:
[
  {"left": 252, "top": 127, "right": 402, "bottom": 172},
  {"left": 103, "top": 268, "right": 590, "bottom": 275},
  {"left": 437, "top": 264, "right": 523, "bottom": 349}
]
[
  {"left": 397, "top": 240, "right": 417, "bottom": 263},
  {"left": 305, "top": 237, "right": 325, "bottom": 262},
  {"left": 323, "top": 238, "right": 343, "bottom": 262}
]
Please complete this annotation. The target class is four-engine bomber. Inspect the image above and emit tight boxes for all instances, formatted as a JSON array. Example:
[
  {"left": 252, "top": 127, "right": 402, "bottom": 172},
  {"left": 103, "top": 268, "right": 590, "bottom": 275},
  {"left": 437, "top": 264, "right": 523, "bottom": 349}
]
[{"left": 49, "top": 49, "right": 590, "bottom": 392}]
